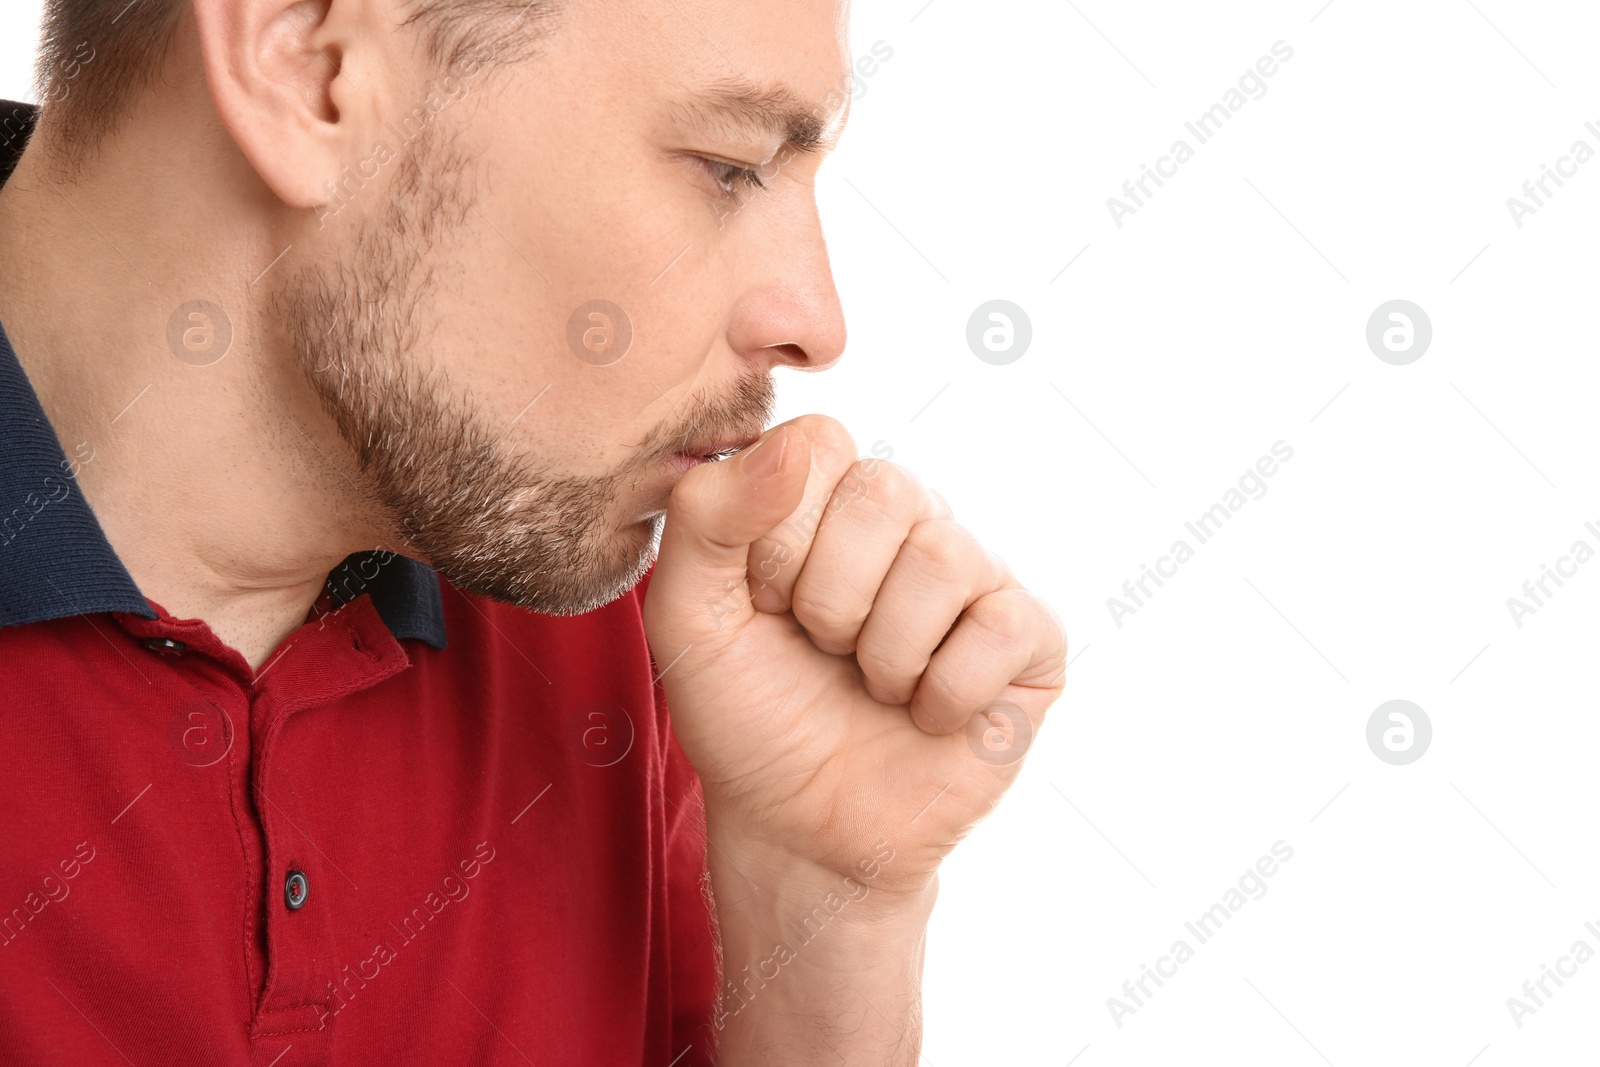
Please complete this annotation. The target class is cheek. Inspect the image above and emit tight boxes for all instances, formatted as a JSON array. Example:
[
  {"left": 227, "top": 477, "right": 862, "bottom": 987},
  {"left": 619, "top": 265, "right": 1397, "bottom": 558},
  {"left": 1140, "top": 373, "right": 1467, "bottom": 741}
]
[
  {"left": 417, "top": 166, "right": 730, "bottom": 473},
  {"left": 461, "top": 113, "right": 740, "bottom": 348}
]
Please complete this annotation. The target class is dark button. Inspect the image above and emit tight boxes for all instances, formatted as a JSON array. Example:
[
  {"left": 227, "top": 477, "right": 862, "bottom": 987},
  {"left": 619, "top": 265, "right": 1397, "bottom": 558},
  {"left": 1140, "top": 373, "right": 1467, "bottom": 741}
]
[
  {"left": 284, "top": 870, "right": 309, "bottom": 910},
  {"left": 143, "top": 637, "right": 187, "bottom": 657}
]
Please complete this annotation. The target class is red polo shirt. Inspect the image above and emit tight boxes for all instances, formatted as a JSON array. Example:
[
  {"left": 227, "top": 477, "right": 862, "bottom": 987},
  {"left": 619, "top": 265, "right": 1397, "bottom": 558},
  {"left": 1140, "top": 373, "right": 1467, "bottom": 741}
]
[{"left": 0, "top": 105, "right": 717, "bottom": 1067}]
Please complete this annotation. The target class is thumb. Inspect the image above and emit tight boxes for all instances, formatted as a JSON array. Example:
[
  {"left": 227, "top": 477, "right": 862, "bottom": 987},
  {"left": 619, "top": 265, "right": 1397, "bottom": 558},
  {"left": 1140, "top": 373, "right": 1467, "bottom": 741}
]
[{"left": 644, "top": 422, "right": 811, "bottom": 651}]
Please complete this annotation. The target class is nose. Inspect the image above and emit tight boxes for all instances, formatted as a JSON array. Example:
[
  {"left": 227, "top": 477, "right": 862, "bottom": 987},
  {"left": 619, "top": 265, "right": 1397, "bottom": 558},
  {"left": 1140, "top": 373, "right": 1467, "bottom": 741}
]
[{"left": 723, "top": 197, "right": 847, "bottom": 373}]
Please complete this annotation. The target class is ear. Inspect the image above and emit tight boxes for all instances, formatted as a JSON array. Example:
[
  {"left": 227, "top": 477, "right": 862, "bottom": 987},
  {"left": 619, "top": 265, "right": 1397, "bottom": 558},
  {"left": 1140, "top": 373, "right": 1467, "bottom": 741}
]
[{"left": 192, "top": 0, "right": 393, "bottom": 209}]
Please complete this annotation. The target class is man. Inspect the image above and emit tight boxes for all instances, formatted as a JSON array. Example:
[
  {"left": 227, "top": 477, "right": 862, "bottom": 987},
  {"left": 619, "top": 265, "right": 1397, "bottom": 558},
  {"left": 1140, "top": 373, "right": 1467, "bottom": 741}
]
[{"left": 0, "top": 0, "right": 1065, "bottom": 1063}]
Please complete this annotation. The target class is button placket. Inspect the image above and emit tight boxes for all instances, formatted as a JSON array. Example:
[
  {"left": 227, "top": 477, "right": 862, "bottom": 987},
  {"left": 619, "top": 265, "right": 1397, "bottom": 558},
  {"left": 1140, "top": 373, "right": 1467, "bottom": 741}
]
[{"left": 247, "top": 599, "right": 409, "bottom": 1040}]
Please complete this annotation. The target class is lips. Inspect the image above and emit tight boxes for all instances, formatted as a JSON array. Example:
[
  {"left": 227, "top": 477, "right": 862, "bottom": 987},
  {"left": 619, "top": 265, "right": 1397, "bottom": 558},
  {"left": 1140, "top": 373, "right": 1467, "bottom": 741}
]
[{"left": 676, "top": 431, "right": 764, "bottom": 463}]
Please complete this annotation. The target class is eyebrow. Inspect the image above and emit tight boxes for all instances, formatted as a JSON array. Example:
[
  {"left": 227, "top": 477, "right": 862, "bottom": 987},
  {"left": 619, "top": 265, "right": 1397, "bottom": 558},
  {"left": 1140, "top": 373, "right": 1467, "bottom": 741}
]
[{"left": 670, "top": 76, "right": 843, "bottom": 158}]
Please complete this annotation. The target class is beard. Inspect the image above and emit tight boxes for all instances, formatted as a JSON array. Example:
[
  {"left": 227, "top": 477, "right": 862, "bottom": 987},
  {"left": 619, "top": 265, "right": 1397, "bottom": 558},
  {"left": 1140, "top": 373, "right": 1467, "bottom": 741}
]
[{"left": 272, "top": 128, "right": 775, "bottom": 615}]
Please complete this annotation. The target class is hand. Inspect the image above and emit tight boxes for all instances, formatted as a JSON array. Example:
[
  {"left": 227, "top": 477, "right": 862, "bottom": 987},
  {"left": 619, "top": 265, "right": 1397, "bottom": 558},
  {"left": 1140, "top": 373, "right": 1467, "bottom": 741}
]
[{"left": 642, "top": 415, "right": 1066, "bottom": 900}]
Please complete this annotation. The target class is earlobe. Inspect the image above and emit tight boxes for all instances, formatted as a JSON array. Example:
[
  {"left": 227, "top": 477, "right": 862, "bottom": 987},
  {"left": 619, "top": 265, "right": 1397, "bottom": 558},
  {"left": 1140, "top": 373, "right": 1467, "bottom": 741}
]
[{"left": 191, "top": 0, "right": 380, "bottom": 211}]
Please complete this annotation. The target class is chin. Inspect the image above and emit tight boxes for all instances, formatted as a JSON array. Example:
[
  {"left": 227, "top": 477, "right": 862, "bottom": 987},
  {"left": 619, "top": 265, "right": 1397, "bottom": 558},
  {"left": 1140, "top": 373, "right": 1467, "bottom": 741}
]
[{"left": 538, "top": 517, "right": 664, "bottom": 616}]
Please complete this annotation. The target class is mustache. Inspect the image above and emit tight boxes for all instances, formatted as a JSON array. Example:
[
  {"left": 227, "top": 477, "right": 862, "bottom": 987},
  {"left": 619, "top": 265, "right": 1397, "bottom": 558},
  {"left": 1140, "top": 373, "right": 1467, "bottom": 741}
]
[{"left": 640, "top": 373, "right": 777, "bottom": 460}]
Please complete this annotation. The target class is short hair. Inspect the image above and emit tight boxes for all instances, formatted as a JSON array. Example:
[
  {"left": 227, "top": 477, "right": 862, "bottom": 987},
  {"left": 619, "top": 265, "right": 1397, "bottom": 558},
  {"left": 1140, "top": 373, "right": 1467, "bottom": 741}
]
[{"left": 33, "top": 0, "right": 556, "bottom": 168}]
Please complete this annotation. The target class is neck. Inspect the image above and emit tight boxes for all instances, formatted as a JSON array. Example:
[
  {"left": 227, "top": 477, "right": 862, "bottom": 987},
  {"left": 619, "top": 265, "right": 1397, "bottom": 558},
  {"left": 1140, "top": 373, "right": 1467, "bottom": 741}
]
[{"left": 0, "top": 112, "right": 387, "bottom": 669}]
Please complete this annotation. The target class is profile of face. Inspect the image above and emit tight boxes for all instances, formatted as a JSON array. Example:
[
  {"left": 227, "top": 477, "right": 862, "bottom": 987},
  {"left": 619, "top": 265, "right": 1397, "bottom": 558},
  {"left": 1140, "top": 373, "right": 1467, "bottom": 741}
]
[{"left": 261, "top": 0, "right": 851, "bottom": 614}]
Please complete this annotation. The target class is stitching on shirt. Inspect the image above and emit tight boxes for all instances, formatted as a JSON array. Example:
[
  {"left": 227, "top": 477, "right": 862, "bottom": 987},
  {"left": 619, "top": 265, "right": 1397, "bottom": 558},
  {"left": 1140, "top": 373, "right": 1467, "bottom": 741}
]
[
  {"left": 250, "top": 1002, "right": 330, "bottom": 1037},
  {"left": 220, "top": 689, "right": 263, "bottom": 1021}
]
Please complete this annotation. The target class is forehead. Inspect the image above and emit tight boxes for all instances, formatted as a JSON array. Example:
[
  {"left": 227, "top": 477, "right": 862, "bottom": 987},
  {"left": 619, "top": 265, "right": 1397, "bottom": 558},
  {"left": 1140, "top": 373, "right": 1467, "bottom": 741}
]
[{"left": 565, "top": 0, "right": 853, "bottom": 132}]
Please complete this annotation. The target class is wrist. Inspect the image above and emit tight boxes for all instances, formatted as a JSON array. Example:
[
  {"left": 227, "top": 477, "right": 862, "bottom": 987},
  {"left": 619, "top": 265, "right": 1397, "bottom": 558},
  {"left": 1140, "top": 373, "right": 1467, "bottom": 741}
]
[
  {"left": 702, "top": 807, "right": 936, "bottom": 923},
  {"left": 701, "top": 809, "right": 933, "bottom": 1061},
  {"left": 704, "top": 820, "right": 936, "bottom": 974},
  {"left": 707, "top": 859, "right": 932, "bottom": 1040}
]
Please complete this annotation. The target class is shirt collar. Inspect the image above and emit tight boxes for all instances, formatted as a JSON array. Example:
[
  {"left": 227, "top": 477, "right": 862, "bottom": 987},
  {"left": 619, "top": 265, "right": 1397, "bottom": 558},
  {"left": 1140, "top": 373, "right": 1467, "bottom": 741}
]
[{"left": 0, "top": 106, "right": 446, "bottom": 649}]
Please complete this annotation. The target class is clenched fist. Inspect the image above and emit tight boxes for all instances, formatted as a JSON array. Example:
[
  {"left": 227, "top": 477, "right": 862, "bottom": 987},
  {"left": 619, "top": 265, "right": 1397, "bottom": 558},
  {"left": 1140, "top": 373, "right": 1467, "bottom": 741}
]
[{"left": 643, "top": 414, "right": 1066, "bottom": 898}]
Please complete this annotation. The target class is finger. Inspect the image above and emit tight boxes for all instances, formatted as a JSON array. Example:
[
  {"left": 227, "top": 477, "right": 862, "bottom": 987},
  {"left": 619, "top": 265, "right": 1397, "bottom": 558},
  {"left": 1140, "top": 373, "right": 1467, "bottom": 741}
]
[
  {"left": 787, "top": 462, "right": 952, "bottom": 655},
  {"left": 642, "top": 423, "right": 811, "bottom": 655},
  {"left": 853, "top": 519, "right": 1011, "bottom": 703},
  {"left": 744, "top": 415, "right": 860, "bottom": 614},
  {"left": 907, "top": 586, "right": 1067, "bottom": 736}
]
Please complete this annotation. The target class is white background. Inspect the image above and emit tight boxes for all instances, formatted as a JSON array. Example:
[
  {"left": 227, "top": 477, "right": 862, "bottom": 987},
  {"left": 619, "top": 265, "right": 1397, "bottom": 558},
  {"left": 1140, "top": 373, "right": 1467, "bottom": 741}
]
[{"left": 6, "top": 2, "right": 1600, "bottom": 1064}]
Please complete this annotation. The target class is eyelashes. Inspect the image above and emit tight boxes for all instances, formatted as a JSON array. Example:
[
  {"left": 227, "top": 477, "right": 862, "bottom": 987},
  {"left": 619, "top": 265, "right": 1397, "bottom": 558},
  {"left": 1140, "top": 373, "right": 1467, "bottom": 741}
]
[{"left": 696, "top": 155, "right": 767, "bottom": 201}]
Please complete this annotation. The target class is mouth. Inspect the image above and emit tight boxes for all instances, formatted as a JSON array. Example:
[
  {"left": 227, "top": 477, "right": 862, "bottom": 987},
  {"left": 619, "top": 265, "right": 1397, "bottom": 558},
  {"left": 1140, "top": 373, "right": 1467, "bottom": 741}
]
[
  {"left": 667, "top": 431, "right": 765, "bottom": 470},
  {"left": 634, "top": 429, "right": 768, "bottom": 515}
]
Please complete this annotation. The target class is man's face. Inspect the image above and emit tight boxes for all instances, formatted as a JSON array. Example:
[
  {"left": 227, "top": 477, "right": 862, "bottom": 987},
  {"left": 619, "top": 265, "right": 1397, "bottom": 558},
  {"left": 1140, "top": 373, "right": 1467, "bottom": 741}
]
[{"left": 276, "top": 0, "right": 851, "bottom": 614}]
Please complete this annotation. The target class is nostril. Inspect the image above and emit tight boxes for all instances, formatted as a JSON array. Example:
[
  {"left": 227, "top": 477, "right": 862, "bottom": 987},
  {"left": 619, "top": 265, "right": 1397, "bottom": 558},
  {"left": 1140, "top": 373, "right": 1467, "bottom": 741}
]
[{"left": 770, "top": 342, "right": 810, "bottom": 367}]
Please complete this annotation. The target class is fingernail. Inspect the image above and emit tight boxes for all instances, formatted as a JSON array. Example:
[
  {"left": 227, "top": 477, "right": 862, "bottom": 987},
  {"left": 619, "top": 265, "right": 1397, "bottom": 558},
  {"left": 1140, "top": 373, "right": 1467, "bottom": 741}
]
[{"left": 741, "top": 425, "right": 788, "bottom": 481}]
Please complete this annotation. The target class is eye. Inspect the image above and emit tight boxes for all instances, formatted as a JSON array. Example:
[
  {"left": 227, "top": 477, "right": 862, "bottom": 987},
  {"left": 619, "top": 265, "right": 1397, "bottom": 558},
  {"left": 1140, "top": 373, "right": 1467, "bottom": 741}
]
[{"left": 697, "top": 155, "right": 767, "bottom": 200}]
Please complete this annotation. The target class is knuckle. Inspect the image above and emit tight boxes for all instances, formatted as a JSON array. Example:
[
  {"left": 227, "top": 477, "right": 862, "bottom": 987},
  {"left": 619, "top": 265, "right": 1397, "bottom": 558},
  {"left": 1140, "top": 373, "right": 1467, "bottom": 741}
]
[
  {"left": 1007, "top": 586, "right": 1060, "bottom": 638},
  {"left": 816, "top": 460, "right": 927, "bottom": 536},
  {"left": 855, "top": 637, "right": 923, "bottom": 695},
  {"left": 791, "top": 585, "right": 868, "bottom": 644},
  {"left": 790, "top": 414, "right": 856, "bottom": 463},
  {"left": 968, "top": 590, "right": 1029, "bottom": 648},
  {"left": 852, "top": 460, "right": 917, "bottom": 516},
  {"left": 904, "top": 518, "right": 972, "bottom": 575},
  {"left": 1032, "top": 590, "right": 1067, "bottom": 648}
]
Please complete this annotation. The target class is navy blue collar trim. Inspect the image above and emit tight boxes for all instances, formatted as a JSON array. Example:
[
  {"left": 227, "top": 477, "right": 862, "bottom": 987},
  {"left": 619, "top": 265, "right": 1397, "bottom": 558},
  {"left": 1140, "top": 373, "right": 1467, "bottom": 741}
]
[
  {"left": 0, "top": 307, "right": 446, "bottom": 649},
  {"left": 323, "top": 550, "right": 448, "bottom": 650},
  {"left": 0, "top": 321, "right": 154, "bottom": 627}
]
